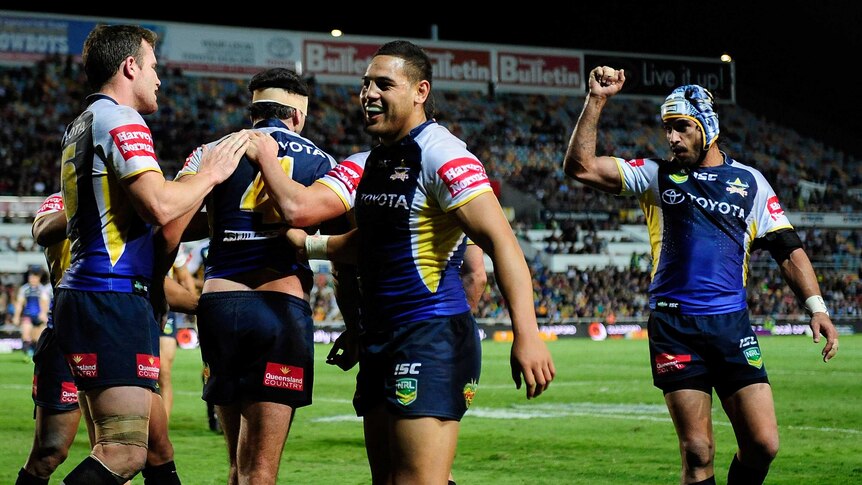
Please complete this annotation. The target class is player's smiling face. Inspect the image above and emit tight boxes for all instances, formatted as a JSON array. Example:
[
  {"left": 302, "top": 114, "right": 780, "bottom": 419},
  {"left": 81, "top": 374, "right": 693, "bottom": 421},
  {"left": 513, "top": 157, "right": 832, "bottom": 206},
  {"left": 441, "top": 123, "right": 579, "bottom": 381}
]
[{"left": 360, "top": 55, "right": 423, "bottom": 146}]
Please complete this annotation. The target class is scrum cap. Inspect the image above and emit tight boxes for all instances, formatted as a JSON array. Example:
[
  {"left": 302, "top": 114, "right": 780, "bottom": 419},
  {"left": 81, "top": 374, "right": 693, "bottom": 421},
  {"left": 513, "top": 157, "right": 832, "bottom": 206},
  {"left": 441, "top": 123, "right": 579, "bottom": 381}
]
[{"left": 660, "top": 85, "right": 719, "bottom": 150}]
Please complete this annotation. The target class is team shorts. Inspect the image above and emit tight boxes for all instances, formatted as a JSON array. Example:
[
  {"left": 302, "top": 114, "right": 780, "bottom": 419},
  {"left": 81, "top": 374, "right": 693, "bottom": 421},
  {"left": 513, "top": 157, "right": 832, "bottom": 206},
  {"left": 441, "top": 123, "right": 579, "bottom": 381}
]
[
  {"left": 353, "top": 312, "right": 482, "bottom": 421},
  {"left": 32, "top": 326, "right": 79, "bottom": 412},
  {"left": 160, "top": 312, "right": 180, "bottom": 340},
  {"left": 53, "top": 289, "right": 160, "bottom": 392},
  {"left": 648, "top": 308, "right": 769, "bottom": 400},
  {"left": 197, "top": 291, "right": 314, "bottom": 408}
]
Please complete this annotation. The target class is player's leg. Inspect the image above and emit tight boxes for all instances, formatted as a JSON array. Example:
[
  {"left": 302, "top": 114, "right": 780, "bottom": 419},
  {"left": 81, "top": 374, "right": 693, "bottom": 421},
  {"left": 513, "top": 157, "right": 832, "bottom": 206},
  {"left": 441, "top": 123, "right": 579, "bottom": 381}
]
[
  {"left": 362, "top": 403, "right": 392, "bottom": 484},
  {"left": 142, "top": 391, "right": 181, "bottom": 484},
  {"left": 235, "top": 400, "right": 294, "bottom": 485},
  {"left": 665, "top": 388, "right": 716, "bottom": 483},
  {"left": 158, "top": 335, "right": 177, "bottom": 419},
  {"left": 391, "top": 415, "right": 459, "bottom": 484},
  {"left": 215, "top": 403, "right": 241, "bottom": 485},
  {"left": 19, "top": 408, "right": 81, "bottom": 483},
  {"left": 721, "top": 385, "right": 778, "bottom": 484}
]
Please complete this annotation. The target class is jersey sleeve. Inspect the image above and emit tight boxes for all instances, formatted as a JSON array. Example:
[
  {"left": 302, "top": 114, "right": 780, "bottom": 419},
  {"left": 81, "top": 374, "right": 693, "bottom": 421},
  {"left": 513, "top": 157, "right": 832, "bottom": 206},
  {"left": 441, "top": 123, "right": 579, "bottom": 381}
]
[
  {"left": 34, "top": 193, "right": 64, "bottom": 221},
  {"left": 96, "top": 106, "right": 162, "bottom": 180},
  {"left": 751, "top": 170, "right": 793, "bottom": 237},
  {"left": 616, "top": 157, "right": 660, "bottom": 196},
  {"left": 426, "top": 141, "right": 492, "bottom": 212},
  {"left": 316, "top": 153, "right": 367, "bottom": 211}
]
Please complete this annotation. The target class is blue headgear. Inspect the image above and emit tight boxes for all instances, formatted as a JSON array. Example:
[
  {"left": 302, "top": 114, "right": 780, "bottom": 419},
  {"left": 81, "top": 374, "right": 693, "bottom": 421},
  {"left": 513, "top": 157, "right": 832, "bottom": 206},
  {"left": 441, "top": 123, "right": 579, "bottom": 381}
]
[{"left": 660, "top": 85, "right": 720, "bottom": 150}]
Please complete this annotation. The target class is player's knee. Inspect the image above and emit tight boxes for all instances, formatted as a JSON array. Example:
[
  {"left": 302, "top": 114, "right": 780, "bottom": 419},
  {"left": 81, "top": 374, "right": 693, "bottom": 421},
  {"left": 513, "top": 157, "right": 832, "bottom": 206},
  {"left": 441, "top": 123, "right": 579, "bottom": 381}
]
[
  {"left": 33, "top": 441, "right": 71, "bottom": 472},
  {"left": 741, "top": 435, "right": 779, "bottom": 466},
  {"left": 92, "top": 414, "right": 149, "bottom": 449},
  {"left": 681, "top": 436, "right": 715, "bottom": 469}
]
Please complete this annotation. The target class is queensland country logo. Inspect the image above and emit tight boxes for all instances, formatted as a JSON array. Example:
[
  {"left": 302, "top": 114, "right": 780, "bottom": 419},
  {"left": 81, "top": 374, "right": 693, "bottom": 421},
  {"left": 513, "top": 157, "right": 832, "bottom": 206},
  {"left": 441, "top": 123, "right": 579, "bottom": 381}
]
[
  {"left": 264, "top": 362, "right": 304, "bottom": 391},
  {"left": 654, "top": 352, "right": 692, "bottom": 375},
  {"left": 463, "top": 379, "right": 478, "bottom": 409},
  {"left": 66, "top": 353, "right": 97, "bottom": 378},
  {"left": 395, "top": 378, "right": 418, "bottom": 406},
  {"left": 60, "top": 381, "right": 79, "bottom": 404},
  {"left": 137, "top": 354, "right": 160, "bottom": 379},
  {"left": 743, "top": 347, "right": 763, "bottom": 369}
]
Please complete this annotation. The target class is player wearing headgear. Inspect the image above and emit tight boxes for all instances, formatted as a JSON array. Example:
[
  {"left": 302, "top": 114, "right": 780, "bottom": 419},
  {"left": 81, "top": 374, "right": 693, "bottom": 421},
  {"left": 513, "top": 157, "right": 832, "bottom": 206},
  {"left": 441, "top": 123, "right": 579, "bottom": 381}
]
[
  {"left": 562, "top": 66, "right": 838, "bottom": 485},
  {"left": 167, "top": 67, "right": 356, "bottom": 485}
]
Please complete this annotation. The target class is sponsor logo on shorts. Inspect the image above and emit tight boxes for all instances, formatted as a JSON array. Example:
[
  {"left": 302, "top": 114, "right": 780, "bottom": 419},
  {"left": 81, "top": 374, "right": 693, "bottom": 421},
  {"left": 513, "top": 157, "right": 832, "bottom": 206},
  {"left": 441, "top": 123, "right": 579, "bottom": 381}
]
[
  {"left": 263, "top": 362, "right": 304, "bottom": 391},
  {"left": 67, "top": 353, "right": 97, "bottom": 378},
  {"left": 60, "top": 381, "right": 78, "bottom": 404},
  {"left": 202, "top": 363, "right": 211, "bottom": 384},
  {"left": 743, "top": 347, "right": 763, "bottom": 369},
  {"left": 395, "top": 378, "right": 417, "bottom": 406},
  {"left": 137, "top": 354, "right": 160, "bottom": 379},
  {"left": 463, "top": 379, "right": 478, "bottom": 409},
  {"left": 654, "top": 352, "right": 692, "bottom": 374},
  {"left": 31, "top": 374, "right": 37, "bottom": 398}
]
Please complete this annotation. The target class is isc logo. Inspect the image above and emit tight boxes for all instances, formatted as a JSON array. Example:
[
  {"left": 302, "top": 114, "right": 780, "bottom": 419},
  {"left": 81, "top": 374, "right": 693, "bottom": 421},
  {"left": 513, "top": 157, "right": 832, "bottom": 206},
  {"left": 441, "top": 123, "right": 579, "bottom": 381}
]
[{"left": 394, "top": 363, "right": 422, "bottom": 375}]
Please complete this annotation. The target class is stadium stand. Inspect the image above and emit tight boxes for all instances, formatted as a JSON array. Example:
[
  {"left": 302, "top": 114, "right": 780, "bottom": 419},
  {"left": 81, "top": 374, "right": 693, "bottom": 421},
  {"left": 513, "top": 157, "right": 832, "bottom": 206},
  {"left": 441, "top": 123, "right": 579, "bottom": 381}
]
[{"left": 1, "top": 54, "right": 860, "bottom": 330}]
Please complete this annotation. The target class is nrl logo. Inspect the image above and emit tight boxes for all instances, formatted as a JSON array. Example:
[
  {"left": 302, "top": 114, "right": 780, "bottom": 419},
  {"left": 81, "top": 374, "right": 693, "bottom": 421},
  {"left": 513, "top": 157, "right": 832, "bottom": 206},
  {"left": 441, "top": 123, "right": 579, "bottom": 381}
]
[
  {"left": 390, "top": 167, "right": 410, "bottom": 181},
  {"left": 463, "top": 379, "right": 478, "bottom": 408}
]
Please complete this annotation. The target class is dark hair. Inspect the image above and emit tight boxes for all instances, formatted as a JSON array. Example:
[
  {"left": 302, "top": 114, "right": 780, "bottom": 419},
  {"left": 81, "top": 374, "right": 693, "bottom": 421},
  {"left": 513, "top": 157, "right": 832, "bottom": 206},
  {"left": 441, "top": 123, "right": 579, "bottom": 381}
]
[
  {"left": 247, "top": 68, "right": 309, "bottom": 120},
  {"left": 82, "top": 24, "right": 157, "bottom": 91},
  {"left": 373, "top": 40, "right": 436, "bottom": 119}
]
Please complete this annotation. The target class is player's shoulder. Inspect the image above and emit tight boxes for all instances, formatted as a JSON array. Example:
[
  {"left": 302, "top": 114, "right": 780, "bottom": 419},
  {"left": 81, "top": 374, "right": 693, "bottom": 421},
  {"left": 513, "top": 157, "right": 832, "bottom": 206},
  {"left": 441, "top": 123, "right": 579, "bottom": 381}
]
[{"left": 416, "top": 122, "right": 477, "bottom": 167}]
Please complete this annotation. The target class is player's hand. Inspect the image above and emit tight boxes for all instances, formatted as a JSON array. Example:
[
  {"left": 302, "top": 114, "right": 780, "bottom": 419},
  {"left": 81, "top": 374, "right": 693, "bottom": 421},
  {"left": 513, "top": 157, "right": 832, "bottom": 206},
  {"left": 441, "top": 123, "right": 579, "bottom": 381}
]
[
  {"left": 245, "top": 130, "right": 279, "bottom": 167},
  {"left": 810, "top": 312, "right": 839, "bottom": 362},
  {"left": 198, "top": 130, "right": 249, "bottom": 184},
  {"left": 588, "top": 66, "right": 625, "bottom": 98},
  {"left": 326, "top": 326, "right": 359, "bottom": 371},
  {"left": 510, "top": 334, "right": 555, "bottom": 399}
]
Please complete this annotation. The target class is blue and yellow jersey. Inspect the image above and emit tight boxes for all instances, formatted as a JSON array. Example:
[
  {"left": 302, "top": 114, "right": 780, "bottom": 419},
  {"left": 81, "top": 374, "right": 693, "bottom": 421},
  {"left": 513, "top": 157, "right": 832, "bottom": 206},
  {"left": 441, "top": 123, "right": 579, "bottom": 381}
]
[
  {"left": 178, "top": 118, "right": 336, "bottom": 279},
  {"left": 58, "top": 95, "right": 160, "bottom": 292},
  {"left": 616, "top": 152, "right": 793, "bottom": 315},
  {"left": 319, "top": 121, "right": 492, "bottom": 327}
]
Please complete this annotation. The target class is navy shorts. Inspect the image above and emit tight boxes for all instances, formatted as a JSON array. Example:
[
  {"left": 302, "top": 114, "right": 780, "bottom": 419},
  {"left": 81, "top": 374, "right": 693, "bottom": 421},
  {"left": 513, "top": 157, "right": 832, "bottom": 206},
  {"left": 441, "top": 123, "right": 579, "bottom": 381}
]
[
  {"left": 161, "top": 312, "right": 180, "bottom": 340},
  {"left": 197, "top": 291, "right": 314, "bottom": 408},
  {"left": 32, "top": 326, "right": 79, "bottom": 412},
  {"left": 648, "top": 308, "right": 769, "bottom": 399},
  {"left": 53, "top": 289, "right": 160, "bottom": 392},
  {"left": 353, "top": 312, "right": 482, "bottom": 421}
]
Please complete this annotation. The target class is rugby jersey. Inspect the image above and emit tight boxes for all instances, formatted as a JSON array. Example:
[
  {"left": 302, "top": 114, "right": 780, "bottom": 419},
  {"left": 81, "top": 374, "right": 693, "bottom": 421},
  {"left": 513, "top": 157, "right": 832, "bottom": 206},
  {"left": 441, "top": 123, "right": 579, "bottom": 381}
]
[
  {"left": 318, "top": 120, "right": 492, "bottom": 327},
  {"left": 616, "top": 152, "right": 793, "bottom": 315},
  {"left": 58, "top": 95, "right": 160, "bottom": 293},
  {"left": 178, "top": 118, "right": 336, "bottom": 279}
]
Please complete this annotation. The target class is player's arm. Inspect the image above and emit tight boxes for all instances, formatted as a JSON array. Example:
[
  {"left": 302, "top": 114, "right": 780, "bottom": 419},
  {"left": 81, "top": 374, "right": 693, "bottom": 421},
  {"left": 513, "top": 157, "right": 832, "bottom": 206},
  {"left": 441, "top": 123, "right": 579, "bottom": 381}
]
[
  {"left": 124, "top": 131, "right": 249, "bottom": 227},
  {"left": 562, "top": 66, "right": 626, "bottom": 193},
  {"left": 163, "top": 275, "right": 198, "bottom": 315},
  {"left": 757, "top": 229, "right": 838, "bottom": 362},
  {"left": 454, "top": 191, "right": 555, "bottom": 399},
  {"left": 320, "top": 211, "right": 362, "bottom": 370},
  {"left": 461, "top": 243, "right": 487, "bottom": 312},
  {"left": 32, "top": 210, "right": 67, "bottom": 247},
  {"left": 245, "top": 130, "right": 347, "bottom": 227}
]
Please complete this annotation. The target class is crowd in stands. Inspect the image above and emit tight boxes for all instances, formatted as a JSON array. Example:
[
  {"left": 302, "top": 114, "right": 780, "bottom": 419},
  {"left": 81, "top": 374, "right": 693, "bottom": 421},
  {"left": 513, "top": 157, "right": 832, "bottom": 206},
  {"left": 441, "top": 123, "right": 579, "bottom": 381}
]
[{"left": 2, "top": 56, "right": 861, "bottom": 325}]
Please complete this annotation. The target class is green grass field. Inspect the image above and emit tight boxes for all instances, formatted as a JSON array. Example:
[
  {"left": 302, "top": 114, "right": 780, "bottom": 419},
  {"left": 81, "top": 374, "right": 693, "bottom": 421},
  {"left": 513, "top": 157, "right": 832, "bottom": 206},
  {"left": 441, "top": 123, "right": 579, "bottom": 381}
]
[{"left": 0, "top": 335, "right": 859, "bottom": 484}]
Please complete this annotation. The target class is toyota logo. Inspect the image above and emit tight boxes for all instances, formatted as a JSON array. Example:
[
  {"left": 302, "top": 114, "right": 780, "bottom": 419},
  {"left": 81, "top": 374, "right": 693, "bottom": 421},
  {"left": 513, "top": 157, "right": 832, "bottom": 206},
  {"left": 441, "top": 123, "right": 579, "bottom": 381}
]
[{"left": 662, "top": 189, "right": 686, "bottom": 205}]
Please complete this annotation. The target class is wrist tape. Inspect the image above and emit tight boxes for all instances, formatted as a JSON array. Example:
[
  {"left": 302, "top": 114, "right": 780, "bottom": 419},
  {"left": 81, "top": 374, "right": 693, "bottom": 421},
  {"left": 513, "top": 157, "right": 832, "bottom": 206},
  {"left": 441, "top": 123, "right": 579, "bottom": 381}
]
[
  {"left": 305, "top": 235, "right": 330, "bottom": 260},
  {"left": 804, "top": 295, "right": 829, "bottom": 316}
]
